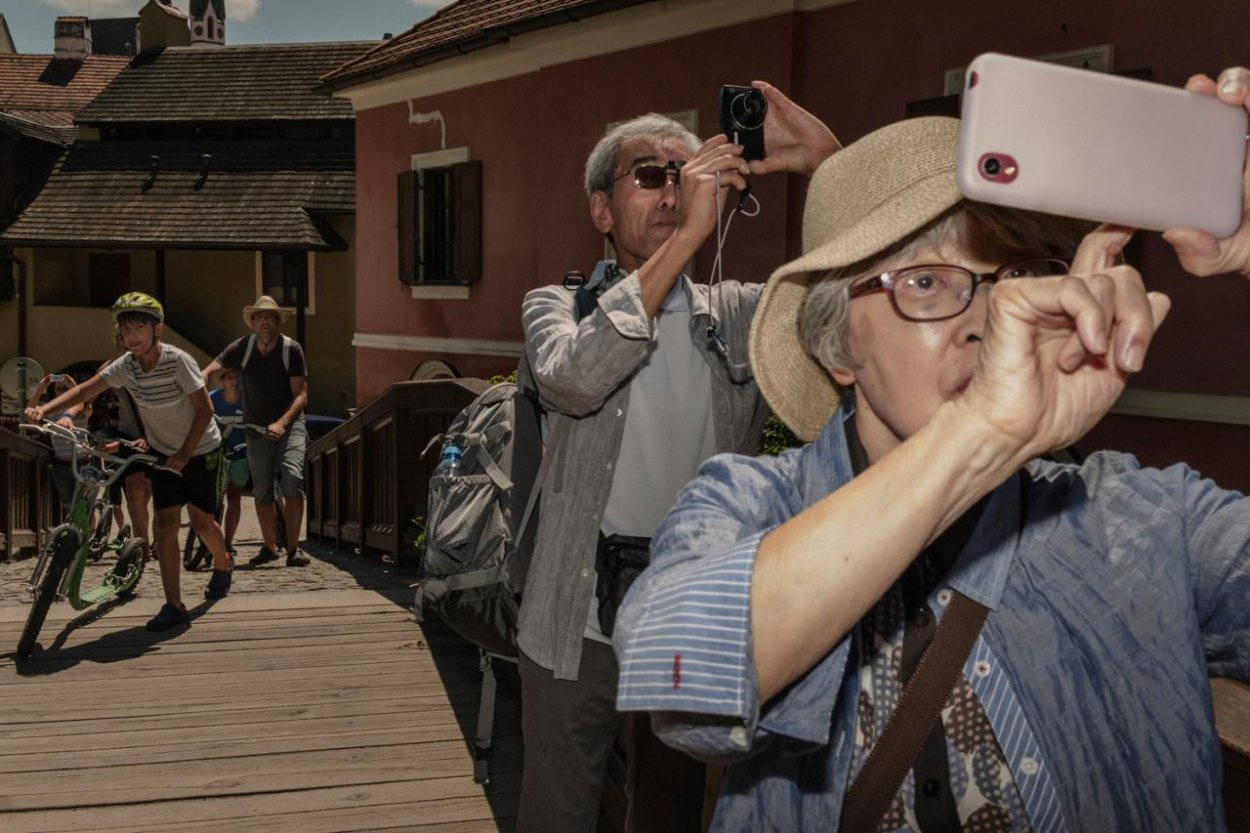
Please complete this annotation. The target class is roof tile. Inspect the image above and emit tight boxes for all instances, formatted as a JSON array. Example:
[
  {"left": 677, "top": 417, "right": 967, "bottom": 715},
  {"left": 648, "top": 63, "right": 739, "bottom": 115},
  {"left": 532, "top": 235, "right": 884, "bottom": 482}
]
[
  {"left": 79, "top": 41, "right": 377, "bottom": 123},
  {"left": 319, "top": 0, "right": 650, "bottom": 89},
  {"left": 0, "top": 54, "right": 128, "bottom": 112},
  {"left": 2, "top": 139, "right": 354, "bottom": 249}
]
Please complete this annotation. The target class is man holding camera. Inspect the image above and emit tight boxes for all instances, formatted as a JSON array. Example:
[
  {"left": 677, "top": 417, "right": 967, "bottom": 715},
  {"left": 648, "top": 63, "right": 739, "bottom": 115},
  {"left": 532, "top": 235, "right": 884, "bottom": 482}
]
[{"left": 515, "top": 85, "right": 838, "bottom": 831}]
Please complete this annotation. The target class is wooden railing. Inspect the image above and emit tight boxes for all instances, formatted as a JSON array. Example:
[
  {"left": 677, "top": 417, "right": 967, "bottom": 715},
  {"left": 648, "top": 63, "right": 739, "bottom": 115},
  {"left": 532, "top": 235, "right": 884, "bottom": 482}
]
[
  {"left": 306, "top": 378, "right": 488, "bottom": 562},
  {"left": 1216, "top": 679, "right": 1250, "bottom": 827},
  {"left": 0, "top": 423, "right": 58, "bottom": 562}
]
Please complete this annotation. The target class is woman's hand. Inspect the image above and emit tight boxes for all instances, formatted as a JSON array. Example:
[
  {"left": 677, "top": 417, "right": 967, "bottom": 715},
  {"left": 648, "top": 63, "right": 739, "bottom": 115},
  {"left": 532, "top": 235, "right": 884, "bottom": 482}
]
[
  {"left": 959, "top": 227, "right": 1171, "bottom": 460},
  {"left": 746, "top": 81, "right": 841, "bottom": 178},
  {"left": 1161, "top": 66, "right": 1250, "bottom": 278}
]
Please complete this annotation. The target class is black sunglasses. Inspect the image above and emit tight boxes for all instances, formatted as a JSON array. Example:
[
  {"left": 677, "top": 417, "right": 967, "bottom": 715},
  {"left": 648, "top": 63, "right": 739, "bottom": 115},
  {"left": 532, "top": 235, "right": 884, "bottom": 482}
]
[{"left": 613, "top": 160, "right": 685, "bottom": 190}]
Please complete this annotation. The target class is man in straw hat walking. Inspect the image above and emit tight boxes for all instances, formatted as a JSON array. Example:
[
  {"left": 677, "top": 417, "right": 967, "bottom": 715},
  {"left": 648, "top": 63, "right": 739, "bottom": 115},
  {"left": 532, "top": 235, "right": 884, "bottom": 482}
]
[
  {"left": 514, "top": 84, "right": 839, "bottom": 832},
  {"left": 612, "top": 69, "right": 1250, "bottom": 832},
  {"left": 202, "top": 296, "right": 311, "bottom": 567}
]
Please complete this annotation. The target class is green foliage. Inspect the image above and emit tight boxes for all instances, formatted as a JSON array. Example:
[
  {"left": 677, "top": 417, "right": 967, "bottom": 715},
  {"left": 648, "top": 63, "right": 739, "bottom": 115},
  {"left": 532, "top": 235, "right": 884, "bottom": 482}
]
[
  {"left": 403, "top": 516, "right": 427, "bottom": 560},
  {"left": 759, "top": 412, "right": 802, "bottom": 456},
  {"left": 487, "top": 371, "right": 518, "bottom": 385}
]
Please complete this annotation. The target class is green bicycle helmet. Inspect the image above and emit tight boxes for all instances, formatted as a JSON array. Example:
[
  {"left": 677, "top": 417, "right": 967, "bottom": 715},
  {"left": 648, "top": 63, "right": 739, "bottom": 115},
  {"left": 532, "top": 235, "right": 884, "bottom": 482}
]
[{"left": 110, "top": 291, "right": 164, "bottom": 323}]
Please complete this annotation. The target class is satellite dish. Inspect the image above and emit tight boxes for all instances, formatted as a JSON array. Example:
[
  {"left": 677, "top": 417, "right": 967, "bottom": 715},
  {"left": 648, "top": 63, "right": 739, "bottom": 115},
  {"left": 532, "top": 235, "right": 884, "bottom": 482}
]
[{"left": 0, "top": 356, "right": 45, "bottom": 404}]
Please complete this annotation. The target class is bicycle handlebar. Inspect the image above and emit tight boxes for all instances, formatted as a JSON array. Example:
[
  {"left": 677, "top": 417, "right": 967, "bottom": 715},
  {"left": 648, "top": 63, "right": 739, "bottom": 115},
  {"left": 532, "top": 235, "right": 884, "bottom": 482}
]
[{"left": 19, "top": 421, "right": 172, "bottom": 484}]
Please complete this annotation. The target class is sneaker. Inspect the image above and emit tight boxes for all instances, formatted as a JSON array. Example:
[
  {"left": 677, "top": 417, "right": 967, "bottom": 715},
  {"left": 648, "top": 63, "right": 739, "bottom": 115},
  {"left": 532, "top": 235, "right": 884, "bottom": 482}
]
[
  {"left": 286, "top": 549, "right": 310, "bottom": 567},
  {"left": 204, "top": 555, "right": 233, "bottom": 600},
  {"left": 248, "top": 546, "right": 280, "bottom": 567},
  {"left": 146, "top": 602, "right": 190, "bottom": 632}
]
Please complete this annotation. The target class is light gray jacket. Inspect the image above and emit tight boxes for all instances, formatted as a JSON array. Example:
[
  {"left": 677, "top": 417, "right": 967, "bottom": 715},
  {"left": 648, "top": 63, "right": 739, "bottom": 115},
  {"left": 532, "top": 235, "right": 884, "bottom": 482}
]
[{"left": 518, "top": 264, "right": 769, "bottom": 680}]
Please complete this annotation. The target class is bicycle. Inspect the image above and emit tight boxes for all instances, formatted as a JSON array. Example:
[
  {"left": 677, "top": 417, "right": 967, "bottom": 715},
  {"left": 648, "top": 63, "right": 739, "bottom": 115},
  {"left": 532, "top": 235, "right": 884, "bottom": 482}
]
[
  {"left": 15, "top": 421, "right": 161, "bottom": 659},
  {"left": 182, "top": 415, "right": 245, "bottom": 572},
  {"left": 182, "top": 422, "right": 286, "bottom": 569},
  {"left": 86, "top": 492, "right": 131, "bottom": 563}
]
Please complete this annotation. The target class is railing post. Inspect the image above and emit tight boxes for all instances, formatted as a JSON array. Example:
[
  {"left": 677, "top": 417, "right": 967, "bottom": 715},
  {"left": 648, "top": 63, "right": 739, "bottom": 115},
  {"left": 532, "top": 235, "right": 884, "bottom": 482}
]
[
  {"left": 0, "top": 444, "right": 11, "bottom": 562},
  {"left": 302, "top": 378, "right": 489, "bottom": 562}
]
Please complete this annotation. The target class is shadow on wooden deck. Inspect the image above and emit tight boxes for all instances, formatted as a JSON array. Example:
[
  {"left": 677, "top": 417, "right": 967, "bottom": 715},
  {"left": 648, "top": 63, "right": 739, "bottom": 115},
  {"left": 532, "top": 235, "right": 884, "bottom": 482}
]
[{"left": 0, "top": 587, "right": 521, "bottom": 832}]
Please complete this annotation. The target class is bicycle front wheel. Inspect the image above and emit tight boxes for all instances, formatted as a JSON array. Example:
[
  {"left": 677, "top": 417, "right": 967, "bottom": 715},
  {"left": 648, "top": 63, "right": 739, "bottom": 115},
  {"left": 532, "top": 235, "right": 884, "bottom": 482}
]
[
  {"left": 111, "top": 538, "right": 148, "bottom": 598},
  {"left": 17, "top": 526, "right": 81, "bottom": 659}
]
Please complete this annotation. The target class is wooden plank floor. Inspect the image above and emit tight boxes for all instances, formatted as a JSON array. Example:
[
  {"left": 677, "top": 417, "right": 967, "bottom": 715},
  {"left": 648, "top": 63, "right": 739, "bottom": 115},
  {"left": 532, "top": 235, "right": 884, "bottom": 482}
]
[{"left": 0, "top": 589, "right": 520, "bottom": 832}]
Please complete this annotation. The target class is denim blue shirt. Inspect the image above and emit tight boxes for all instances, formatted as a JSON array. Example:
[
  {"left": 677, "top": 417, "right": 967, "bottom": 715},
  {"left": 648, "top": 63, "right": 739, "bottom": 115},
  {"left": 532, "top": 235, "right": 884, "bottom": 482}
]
[{"left": 614, "top": 411, "right": 1250, "bottom": 831}]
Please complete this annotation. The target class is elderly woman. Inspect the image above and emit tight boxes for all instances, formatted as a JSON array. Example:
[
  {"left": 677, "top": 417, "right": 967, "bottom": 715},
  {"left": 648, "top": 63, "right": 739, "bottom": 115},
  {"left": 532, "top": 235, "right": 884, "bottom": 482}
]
[{"left": 613, "top": 69, "right": 1250, "bottom": 832}]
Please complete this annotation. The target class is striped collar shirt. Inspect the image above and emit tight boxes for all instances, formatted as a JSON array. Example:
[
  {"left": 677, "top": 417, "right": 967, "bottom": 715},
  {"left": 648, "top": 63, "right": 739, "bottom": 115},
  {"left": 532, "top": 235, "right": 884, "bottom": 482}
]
[{"left": 614, "top": 411, "right": 1250, "bottom": 832}]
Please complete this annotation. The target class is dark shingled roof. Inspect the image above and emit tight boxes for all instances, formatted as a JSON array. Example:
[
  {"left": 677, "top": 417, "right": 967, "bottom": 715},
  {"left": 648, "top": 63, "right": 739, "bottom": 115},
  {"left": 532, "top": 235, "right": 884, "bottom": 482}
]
[
  {"left": 318, "top": 0, "right": 652, "bottom": 91},
  {"left": 0, "top": 109, "right": 76, "bottom": 145},
  {"left": 79, "top": 41, "right": 377, "bottom": 124},
  {"left": 1, "top": 140, "right": 354, "bottom": 250}
]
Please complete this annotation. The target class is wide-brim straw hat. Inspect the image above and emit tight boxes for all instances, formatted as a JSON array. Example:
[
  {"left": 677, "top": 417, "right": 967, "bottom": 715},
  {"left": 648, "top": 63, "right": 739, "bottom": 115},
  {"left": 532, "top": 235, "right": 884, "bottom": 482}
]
[
  {"left": 748, "top": 116, "right": 963, "bottom": 441},
  {"left": 242, "top": 295, "right": 294, "bottom": 327}
]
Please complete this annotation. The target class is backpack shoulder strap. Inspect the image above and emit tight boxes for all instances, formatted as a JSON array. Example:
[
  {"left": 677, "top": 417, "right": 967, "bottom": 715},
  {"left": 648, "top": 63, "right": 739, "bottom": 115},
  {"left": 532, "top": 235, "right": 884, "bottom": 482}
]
[
  {"left": 241, "top": 334, "right": 257, "bottom": 370},
  {"left": 281, "top": 334, "right": 291, "bottom": 374}
]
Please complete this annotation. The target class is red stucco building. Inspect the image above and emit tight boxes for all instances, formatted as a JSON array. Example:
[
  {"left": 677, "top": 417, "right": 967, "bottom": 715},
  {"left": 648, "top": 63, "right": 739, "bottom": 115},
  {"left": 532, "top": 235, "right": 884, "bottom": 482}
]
[{"left": 319, "top": 0, "right": 1250, "bottom": 491}]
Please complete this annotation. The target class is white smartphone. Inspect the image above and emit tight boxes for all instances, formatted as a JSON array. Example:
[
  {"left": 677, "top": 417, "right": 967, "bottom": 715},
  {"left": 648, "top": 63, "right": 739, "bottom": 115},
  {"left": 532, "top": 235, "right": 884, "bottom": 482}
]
[{"left": 957, "top": 53, "right": 1248, "bottom": 237}]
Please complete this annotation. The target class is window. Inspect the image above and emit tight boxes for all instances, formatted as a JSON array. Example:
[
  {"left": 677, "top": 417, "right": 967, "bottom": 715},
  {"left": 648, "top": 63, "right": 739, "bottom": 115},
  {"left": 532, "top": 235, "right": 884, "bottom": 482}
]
[
  {"left": 0, "top": 249, "right": 13, "bottom": 303},
  {"left": 398, "top": 155, "right": 481, "bottom": 286},
  {"left": 261, "top": 250, "right": 309, "bottom": 309},
  {"left": 88, "top": 253, "right": 131, "bottom": 308}
]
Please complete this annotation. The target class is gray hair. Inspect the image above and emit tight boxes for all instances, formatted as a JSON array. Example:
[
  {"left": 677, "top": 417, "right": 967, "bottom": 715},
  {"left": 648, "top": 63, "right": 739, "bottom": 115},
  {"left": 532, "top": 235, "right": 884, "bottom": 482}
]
[
  {"left": 584, "top": 114, "right": 700, "bottom": 195},
  {"left": 799, "top": 212, "right": 962, "bottom": 376}
]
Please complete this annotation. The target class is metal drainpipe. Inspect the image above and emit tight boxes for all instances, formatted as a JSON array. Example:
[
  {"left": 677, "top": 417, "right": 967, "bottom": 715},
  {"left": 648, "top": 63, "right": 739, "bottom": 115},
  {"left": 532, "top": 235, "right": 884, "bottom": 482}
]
[
  {"left": 155, "top": 249, "right": 166, "bottom": 308},
  {"left": 11, "top": 250, "right": 26, "bottom": 358},
  {"left": 296, "top": 259, "right": 307, "bottom": 347}
]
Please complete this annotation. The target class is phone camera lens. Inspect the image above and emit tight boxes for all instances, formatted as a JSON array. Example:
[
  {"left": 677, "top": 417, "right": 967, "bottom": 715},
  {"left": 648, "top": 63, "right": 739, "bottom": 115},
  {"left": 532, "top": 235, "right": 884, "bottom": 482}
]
[
  {"left": 730, "top": 90, "right": 768, "bottom": 131},
  {"left": 982, "top": 156, "right": 1002, "bottom": 176}
]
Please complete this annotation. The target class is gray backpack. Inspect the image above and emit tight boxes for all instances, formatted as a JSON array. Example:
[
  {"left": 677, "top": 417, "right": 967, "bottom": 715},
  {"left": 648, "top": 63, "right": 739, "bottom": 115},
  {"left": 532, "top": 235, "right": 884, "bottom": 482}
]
[
  {"left": 416, "top": 278, "right": 599, "bottom": 658},
  {"left": 415, "top": 377, "right": 544, "bottom": 658}
]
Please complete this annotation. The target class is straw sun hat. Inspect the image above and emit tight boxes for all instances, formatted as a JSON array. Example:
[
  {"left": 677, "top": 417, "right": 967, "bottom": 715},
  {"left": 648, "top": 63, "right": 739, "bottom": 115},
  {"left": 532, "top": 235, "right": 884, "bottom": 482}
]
[
  {"left": 242, "top": 295, "right": 294, "bottom": 328},
  {"left": 748, "top": 116, "right": 964, "bottom": 441}
]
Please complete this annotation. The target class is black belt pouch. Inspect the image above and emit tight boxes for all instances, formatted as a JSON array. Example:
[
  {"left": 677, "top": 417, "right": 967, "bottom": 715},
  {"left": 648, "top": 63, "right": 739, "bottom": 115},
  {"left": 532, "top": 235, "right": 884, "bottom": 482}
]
[{"left": 595, "top": 533, "right": 651, "bottom": 637}]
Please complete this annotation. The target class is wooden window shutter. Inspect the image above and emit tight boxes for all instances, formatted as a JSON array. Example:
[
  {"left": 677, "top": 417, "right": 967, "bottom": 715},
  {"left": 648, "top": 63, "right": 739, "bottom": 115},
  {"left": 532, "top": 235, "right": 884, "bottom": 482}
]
[
  {"left": 397, "top": 169, "right": 419, "bottom": 285},
  {"left": 452, "top": 160, "right": 482, "bottom": 284}
]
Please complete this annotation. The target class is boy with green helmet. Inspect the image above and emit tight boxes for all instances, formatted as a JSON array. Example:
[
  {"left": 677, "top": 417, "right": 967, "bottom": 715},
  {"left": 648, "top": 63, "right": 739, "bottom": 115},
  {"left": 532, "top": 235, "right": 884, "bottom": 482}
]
[{"left": 26, "top": 291, "right": 233, "bottom": 632}]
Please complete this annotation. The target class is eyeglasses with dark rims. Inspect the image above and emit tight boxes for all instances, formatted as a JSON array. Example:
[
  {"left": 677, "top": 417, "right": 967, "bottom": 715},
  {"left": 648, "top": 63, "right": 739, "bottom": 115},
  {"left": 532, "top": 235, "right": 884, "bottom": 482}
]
[
  {"left": 612, "top": 160, "right": 685, "bottom": 190},
  {"left": 847, "top": 258, "right": 1071, "bottom": 322}
]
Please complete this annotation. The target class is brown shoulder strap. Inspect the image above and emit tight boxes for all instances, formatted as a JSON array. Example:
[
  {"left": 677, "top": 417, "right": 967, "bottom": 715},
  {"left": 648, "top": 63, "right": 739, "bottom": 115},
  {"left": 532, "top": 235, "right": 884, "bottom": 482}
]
[{"left": 839, "top": 590, "right": 990, "bottom": 833}]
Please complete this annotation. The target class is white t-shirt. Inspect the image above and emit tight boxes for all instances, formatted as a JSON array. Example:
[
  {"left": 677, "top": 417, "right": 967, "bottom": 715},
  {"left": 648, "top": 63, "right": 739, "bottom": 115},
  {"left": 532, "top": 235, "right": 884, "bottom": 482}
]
[
  {"left": 601, "top": 276, "right": 717, "bottom": 537},
  {"left": 588, "top": 276, "right": 717, "bottom": 643},
  {"left": 99, "top": 343, "right": 220, "bottom": 457}
]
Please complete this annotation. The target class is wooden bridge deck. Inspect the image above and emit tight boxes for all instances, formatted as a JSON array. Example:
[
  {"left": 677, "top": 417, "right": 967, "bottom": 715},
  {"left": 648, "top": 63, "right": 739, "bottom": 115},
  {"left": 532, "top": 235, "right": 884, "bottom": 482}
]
[{"left": 0, "top": 589, "right": 520, "bottom": 833}]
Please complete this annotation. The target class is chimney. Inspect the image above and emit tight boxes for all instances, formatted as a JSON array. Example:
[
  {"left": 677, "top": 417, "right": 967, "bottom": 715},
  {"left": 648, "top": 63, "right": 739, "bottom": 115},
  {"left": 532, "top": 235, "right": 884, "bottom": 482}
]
[{"left": 54, "top": 17, "right": 92, "bottom": 60}]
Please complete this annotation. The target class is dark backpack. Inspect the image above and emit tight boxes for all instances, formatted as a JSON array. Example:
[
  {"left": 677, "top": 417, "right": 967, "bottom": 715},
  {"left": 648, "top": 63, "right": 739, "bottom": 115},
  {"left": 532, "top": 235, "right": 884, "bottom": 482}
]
[{"left": 415, "top": 277, "right": 599, "bottom": 657}]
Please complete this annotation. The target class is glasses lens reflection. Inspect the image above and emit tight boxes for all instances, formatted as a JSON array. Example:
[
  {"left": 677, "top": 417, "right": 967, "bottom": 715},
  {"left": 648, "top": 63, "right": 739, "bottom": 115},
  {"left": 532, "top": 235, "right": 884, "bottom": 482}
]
[
  {"left": 631, "top": 162, "right": 684, "bottom": 190},
  {"left": 893, "top": 259, "right": 1069, "bottom": 320}
]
